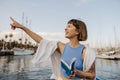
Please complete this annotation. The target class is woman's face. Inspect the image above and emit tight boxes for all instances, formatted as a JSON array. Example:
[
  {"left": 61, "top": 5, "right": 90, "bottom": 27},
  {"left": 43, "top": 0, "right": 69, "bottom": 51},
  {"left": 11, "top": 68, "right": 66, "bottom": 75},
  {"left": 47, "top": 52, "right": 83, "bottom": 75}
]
[{"left": 65, "top": 23, "right": 79, "bottom": 39}]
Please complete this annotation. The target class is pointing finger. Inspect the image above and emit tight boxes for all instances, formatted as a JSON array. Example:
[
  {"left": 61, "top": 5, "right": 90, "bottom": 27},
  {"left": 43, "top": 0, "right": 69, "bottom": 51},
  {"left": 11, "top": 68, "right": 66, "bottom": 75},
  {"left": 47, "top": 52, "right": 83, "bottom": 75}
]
[
  {"left": 10, "top": 17, "right": 15, "bottom": 22},
  {"left": 10, "top": 24, "right": 15, "bottom": 30}
]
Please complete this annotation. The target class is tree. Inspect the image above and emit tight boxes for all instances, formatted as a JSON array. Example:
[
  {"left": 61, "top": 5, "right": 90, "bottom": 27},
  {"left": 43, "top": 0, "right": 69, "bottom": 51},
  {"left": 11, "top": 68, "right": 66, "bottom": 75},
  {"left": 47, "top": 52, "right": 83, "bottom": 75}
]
[
  {"left": 5, "top": 34, "right": 8, "bottom": 41},
  {"left": 9, "top": 33, "right": 13, "bottom": 49},
  {"left": 19, "top": 38, "right": 22, "bottom": 48},
  {"left": 9, "top": 33, "right": 13, "bottom": 42},
  {"left": 1, "top": 39, "right": 5, "bottom": 50}
]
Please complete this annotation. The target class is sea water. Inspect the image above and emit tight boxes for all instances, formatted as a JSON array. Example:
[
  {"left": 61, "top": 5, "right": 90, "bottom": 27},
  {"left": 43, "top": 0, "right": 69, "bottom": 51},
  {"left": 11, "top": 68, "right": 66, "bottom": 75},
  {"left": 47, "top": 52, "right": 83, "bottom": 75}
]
[{"left": 0, "top": 54, "right": 120, "bottom": 80}]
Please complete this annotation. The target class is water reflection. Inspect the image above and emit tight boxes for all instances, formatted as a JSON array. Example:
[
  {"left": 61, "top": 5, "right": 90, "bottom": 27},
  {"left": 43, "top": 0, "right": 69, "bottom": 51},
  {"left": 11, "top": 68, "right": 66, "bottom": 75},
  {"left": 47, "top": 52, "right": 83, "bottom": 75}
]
[
  {"left": 96, "top": 59, "right": 120, "bottom": 80},
  {"left": 0, "top": 56, "right": 14, "bottom": 73},
  {"left": 0, "top": 55, "right": 120, "bottom": 80},
  {"left": 0, "top": 55, "right": 52, "bottom": 80}
]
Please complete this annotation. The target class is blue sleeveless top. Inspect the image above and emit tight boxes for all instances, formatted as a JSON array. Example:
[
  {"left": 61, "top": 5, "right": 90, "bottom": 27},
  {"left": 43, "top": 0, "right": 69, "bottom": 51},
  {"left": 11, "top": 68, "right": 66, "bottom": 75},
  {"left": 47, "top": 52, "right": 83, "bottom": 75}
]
[{"left": 60, "top": 43, "right": 85, "bottom": 79}]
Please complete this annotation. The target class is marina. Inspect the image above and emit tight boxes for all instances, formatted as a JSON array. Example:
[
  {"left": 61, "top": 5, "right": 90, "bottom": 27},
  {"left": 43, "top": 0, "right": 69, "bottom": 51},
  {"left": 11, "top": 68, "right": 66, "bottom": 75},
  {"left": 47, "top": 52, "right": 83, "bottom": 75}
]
[
  {"left": 0, "top": 49, "right": 14, "bottom": 56},
  {"left": 0, "top": 48, "right": 34, "bottom": 56},
  {"left": 0, "top": 52, "right": 120, "bottom": 80},
  {"left": 97, "top": 48, "right": 120, "bottom": 60},
  {"left": 97, "top": 54, "right": 120, "bottom": 60},
  {"left": 0, "top": 0, "right": 120, "bottom": 80}
]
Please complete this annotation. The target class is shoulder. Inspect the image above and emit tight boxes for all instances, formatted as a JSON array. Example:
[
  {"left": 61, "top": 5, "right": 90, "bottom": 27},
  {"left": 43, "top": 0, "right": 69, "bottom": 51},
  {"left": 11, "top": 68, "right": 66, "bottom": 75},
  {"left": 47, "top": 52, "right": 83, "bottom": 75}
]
[
  {"left": 85, "top": 47, "right": 97, "bottom": 55},
  {"left": 57, "top": 42, "right": 65, "bottom": 54},
  {"left": 82, "top": 46, "right": 86, "bottom": 60},
  {"left": 82, "top": 46, "right": 97, "bottom": 60},
  {"left": 82, "top": 45, "right": 97, "bottom": 54}
]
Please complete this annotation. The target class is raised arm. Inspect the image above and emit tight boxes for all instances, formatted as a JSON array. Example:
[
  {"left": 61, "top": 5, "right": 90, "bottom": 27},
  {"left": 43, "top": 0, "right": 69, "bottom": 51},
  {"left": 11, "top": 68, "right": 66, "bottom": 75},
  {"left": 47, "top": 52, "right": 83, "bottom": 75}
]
[{"left": 10, "top": 17, "right": 42, "bottom": 43}]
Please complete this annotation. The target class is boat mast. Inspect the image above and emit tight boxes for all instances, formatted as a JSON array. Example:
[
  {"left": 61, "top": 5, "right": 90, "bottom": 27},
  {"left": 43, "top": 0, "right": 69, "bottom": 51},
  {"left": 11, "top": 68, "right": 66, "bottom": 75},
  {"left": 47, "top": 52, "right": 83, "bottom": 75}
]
[
  {"left": 114, "top": 26, "right": 117, "bottom": 50},
  {"left": 21, "top": 12, "right": 24, "bottom": 44}
]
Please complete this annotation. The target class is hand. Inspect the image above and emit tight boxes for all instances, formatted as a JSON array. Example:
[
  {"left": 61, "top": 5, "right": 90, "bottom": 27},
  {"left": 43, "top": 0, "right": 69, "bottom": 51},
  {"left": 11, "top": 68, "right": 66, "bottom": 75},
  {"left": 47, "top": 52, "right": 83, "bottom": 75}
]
[
  {"left": 10, "top": 17, "right": 23, "bottom": 30},
  {"left": 74, "top": 68, "right": 84, "bottom": 78},
  {"left": 69, "top": 69, "right": 84, "bottom": 79},
  {"left": 68, "top": 71, "right": 75, "bottom": 79}
]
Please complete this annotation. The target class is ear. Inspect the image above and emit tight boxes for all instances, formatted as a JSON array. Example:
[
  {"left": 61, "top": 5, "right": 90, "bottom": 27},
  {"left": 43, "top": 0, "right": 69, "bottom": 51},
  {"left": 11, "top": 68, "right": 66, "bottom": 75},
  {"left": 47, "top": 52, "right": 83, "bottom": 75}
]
[{"left": 75, "top": 29, "right": 80, "bottom": 35}]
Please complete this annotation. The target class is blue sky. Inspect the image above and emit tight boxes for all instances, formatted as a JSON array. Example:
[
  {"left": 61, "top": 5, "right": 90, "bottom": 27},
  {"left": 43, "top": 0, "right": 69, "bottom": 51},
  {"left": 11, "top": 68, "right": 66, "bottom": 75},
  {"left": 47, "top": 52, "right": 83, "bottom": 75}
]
[{"left": 0, "top": 0, "right": 120, "bottom": 48}]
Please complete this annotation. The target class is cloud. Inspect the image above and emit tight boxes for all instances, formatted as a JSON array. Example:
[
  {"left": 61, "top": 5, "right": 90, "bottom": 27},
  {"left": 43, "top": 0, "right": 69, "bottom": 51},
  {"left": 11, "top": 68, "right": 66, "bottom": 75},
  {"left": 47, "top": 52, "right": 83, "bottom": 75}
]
[
  {"left": 38, "top": 32, "right": 68, "bottom": 42},
  {"left": 0, "top": 31, "right": 68, "bottom": 43},
  {"left": 0, "top": 31, "right": 98, "bottom": 48}
]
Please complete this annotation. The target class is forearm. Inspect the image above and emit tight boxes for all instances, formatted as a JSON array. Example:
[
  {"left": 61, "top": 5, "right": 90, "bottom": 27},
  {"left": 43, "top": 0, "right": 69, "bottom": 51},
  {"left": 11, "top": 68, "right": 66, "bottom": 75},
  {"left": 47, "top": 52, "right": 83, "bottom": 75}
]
[
  {"left": 10, "top": 17, "right": 43, "bottom": 43},
  {"left": 76, "top": 71, "right": 95, "bottom": 79},
  {"left": 83, "top": 72, "right": 95, "bottom": 79},
  {"left": 21, "top": 26, "right": 42, "bottom": 43}
]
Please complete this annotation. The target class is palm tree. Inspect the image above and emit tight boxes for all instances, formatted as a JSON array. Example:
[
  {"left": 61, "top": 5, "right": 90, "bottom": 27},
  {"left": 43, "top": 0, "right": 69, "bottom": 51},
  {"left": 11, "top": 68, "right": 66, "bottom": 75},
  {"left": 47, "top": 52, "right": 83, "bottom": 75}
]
[
  {"left": 4, "top": 34, "right": 8, "bottom": 49},
  {"left": 1, "top": 39, "right": 5, "bottom": 50},
  {"left": 19, "top": 38, "right": 22, "bottom": 48},
  {"left": 24, "top": 38, "right": 28, "bottom": 49},
  {"left": 9, "top": 33, "right": 13, "bottom": 49},
  {"left": 19, "top": 38, "right": 22, "bottom": 43},
  {"left": 9, "top": 33, "right": 13, "bottom": 42},
  {"left": 5, "top": 34, "right": 8, "bottom": 41}
]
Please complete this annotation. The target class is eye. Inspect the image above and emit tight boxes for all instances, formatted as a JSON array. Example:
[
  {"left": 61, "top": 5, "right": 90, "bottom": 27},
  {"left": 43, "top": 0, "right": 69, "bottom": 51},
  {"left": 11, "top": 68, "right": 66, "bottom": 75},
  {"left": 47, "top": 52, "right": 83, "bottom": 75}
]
[
  {"left": 67, "top": 25, "right": 71, "bottom": 28},
  {"left": 68, "top": 26, "right": 70, "bottom": 28},
  {"left": 67, "top": 24, "right": 73, "bottom": 28}
]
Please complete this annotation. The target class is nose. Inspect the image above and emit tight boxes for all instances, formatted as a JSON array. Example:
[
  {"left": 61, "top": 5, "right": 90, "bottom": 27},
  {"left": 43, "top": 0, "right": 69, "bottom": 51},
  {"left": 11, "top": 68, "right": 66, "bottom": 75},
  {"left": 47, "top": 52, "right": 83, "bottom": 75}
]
[{"left": 65, "top": 27, "right": 67, "bottom": 31}]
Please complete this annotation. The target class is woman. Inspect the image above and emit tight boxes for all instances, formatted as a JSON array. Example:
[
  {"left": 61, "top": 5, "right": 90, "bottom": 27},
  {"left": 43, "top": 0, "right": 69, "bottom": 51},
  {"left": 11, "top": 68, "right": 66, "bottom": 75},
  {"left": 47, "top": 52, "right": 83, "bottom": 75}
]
[{"left": 10, "top": 17, "right": 96, "bottom": 80}]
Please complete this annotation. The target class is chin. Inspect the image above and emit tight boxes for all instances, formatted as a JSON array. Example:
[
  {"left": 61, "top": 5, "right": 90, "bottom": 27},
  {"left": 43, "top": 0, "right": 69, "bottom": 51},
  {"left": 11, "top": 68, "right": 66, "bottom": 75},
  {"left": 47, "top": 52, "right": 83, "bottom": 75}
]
[
  {"left": 65, "top": 36, "right": 70, "bottom": 39},
  {"left": 65, "top": 35, "right": 68, "bottom": 38},
  {"left": 65, "top": 34, "right": 71, "bottom": 39}
]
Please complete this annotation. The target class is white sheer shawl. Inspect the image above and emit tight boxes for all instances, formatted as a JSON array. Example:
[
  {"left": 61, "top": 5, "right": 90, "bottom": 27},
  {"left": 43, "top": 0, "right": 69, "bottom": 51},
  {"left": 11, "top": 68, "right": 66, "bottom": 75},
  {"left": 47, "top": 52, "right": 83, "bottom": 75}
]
[{"left": 31, "top": 39, "right": 96, "bottom": 80}]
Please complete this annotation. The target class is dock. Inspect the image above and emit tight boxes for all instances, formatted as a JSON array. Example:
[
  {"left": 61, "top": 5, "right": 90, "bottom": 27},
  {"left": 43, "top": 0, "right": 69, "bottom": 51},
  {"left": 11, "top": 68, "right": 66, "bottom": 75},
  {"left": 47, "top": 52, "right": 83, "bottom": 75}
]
[
  {"left": 0, "top": 49, "right": 14, "bottom": 56},
  {"left": 97, "top": 54, "right": 120, "bottom": 60}
]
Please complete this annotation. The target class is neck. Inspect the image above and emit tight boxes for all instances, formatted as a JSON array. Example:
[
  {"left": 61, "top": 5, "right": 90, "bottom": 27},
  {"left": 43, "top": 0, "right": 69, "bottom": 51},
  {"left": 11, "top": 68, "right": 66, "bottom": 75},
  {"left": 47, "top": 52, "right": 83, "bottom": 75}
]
[{"left": 69, "top": 38, "right": 80, "bottom": 48}]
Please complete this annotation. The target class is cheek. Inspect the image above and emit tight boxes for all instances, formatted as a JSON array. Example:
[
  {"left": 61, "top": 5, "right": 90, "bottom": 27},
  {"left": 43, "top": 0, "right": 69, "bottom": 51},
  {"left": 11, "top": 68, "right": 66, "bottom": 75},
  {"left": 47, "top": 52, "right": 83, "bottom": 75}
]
[
  {"left": 66, "top": 30, "right": 77, "bottom": 37},
  {"left": 69, "top": 31, "right": 75, "bottom": 35},
  {"left": 69, "top": 29, "right": 77, "bottom": 35}
]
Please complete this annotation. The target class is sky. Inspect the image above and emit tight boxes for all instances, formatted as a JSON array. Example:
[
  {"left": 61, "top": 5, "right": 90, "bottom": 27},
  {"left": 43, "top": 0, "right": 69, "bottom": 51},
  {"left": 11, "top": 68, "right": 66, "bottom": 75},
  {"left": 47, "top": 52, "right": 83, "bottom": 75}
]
[{"left": 0, "top": 0, "right": 120, "bottom": 48}]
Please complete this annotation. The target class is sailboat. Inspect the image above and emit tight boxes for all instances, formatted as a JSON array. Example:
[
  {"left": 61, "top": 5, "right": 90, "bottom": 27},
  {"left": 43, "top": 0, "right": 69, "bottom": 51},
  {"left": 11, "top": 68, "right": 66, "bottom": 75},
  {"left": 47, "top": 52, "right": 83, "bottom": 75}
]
[
  {"left": 97, "top": 26, "right": 120, "bottom": 60},
  {"left": 0, "top": 41, "right": 14, "bottom": 56},
  {"left": 12, "top": 13, "right": 34, "bottom": 55}
]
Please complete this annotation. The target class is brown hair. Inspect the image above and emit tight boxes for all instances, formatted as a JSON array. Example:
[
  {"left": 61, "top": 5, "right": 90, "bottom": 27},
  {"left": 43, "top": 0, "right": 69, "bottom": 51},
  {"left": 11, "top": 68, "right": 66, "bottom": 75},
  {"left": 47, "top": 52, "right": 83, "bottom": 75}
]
[{"left": 68, "top": 19, "right": 88, "bottom": 41}]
